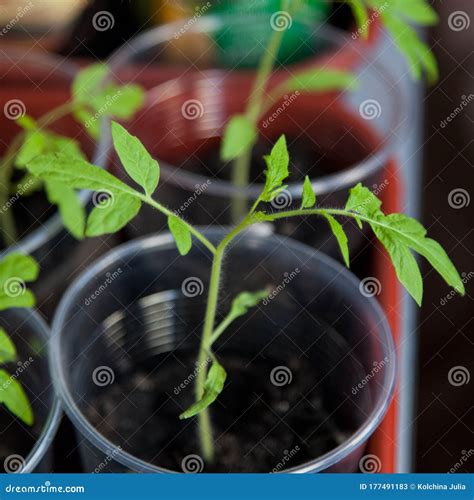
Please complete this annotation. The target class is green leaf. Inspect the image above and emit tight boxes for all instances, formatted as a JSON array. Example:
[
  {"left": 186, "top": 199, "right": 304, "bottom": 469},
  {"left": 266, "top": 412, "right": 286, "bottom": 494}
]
[
  {"left": 45, "top": 181, "right": 85, "bottom": 240},
  {"left": 15, "top": 131, "right": 47, "bottom": 168},
  {"left": 73, "top": 108, "right": 101, "bottom": 140},
  {"left": 0, "top": 253, "right": 39, "bottom": 285},
  {"left": 111, "top": 121, "right": 159, "bottom": 196},
  {"left": 0, "top": 253, "right": 39, "bottom": 311},
  {"left": 0, "top": 328, "right": 16, "bottom": 364},
  {"left": 179, "top": 361, "right": 227, "bottom": 419},
  {"left": 168, "top": 215, "right": 192, "bottom": 256},
  {"left": 322, "top": 214, "right": 350, "bottom": 267},
  {"left": 26, "top": 153, "right": 137, "bottom": 197},
  {"left": 15, "top": 115, "right": 36, "bottom": 131},
  {"left": 11, "top": 174, "right": 42, "bottom": 197},
  {"left": 301, "top": 176, "right": 316, "bottom": 209},
  {"left": 47, "top": 134, "right": 85, "bottom": 160},
  {"left": 86, "top": 193, "right": 141, "bottom": 237},
  {"left": 228, "top": 289, "right": 268, "bottom": 319},
  {"left": 378, "top": 7, "right": 438, "bottom": 83},
  {"left": 16, "top": 130, "right": 84, "bottom": 169},
  {"left": 391, "top": 0, "right": 438, "bottom": 25},
  {"left": 345, "top": 184, "right": 464, "bottom": 303},
  {"left": 92, "top": 84, "right": 144, "bottom": 120},
  {"left": 72, "top": 63, "right": 108, "bottom": 103},
  {"left": 261, "top": 135, "right": 290, "bottom": 202},
  {"left": 346, "top": 182, "right": 380, "bottom": 218},
  {"left": 348, "top": 0, "right": 370, "bottom": 37},
  {"left": 0, "top": 369, "right": 33, "bottom": 426},
  {"left": 284, "top": 69, "right": 357, "bottom": 94},
  {"left": 220, "top": 115, "right": 258, "bottom": 162}
]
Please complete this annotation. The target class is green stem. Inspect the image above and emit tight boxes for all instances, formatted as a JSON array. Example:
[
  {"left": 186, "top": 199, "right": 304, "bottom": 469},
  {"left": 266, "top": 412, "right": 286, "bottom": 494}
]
[
  {"left": 229, "top": 0, "right": 291, "bottom": 222},
  {"left": 194, "top": 247, "right": 224, "bottom": 462},
  {"left": 193, "top": 213, "right": 254, "bottom": 461},
  {"left": 208, "top": 313, "right": 236, "bottom": 347},
  {"left": 230, "top": 149, "right": 252, "bottom": 222}
]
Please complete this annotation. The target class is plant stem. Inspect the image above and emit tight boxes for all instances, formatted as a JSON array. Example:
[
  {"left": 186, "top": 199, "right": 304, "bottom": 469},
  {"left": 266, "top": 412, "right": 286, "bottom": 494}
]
[
  {"left": 229, "top": 0, "right": 291, "bottom": 222},
  {"left": 195, "top": 247, "right": 224, "bottom": 462},
  {"left": 193, "top": 216, "right": 254, "bottom": 461}
]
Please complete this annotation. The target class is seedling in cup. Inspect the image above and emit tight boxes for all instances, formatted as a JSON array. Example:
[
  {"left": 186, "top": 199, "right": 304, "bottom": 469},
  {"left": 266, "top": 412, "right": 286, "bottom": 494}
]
[
  {"left": 0, "top": 64, "right": 143, "bottom": 246},
  {"left": 26, "top": 123, "right": 464, "bottom": 463},
  {"left": 220, "top": 0, "right": 439, "bottom": 220}
]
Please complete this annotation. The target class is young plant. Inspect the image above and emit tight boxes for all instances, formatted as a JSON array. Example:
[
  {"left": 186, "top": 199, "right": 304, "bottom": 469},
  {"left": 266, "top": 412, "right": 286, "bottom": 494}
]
[
  {"left": 26, "top": 124, "right": 465, "bottom": 463},
  {"left": 0, "top": 63, "right": 144, "bottom": 246},
  {"left": 220, "top": 0, "right": 439, "bottom": 220},
  {"left": 0, "top": 253, "right": 39, "bottom": 426}
]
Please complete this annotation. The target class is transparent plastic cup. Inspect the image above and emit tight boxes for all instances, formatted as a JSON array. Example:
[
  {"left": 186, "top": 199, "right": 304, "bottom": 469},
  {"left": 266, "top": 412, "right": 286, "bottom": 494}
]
[
  {"left": 0, "top": 308, "right": 61, "bottom": 473},
  {"left": 0, "top": 50, "right": 116, "bottom": 318},
  {"left": 51, "top": 228, "right": 396, "bottom": 473},
  {"left": 99, "top": 17, "right": 407, "bottom": 256}
]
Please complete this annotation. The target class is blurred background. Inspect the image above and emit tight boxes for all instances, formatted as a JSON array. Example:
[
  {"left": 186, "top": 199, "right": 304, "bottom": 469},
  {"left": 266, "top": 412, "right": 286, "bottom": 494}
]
[{"left": 0, "top": 0, "right": 472, "bottom": 473}]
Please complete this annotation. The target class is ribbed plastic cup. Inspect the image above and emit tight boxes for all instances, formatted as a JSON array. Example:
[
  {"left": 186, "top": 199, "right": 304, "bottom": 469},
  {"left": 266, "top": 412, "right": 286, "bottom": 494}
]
[
  {"left": 0, "top": 308, "right": 61, "bottom": 472},
  {"left": 51, "top": 228, "right": 396, "bottom": 473}
]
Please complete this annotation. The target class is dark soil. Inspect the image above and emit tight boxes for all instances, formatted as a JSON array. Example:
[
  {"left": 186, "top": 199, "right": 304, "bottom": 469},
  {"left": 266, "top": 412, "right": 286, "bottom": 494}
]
[{"left": 86, "top": 352, "right": 356, "bottom": 473}]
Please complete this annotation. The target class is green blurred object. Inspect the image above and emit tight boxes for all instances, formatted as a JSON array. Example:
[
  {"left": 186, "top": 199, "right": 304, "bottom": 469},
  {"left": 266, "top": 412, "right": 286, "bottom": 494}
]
[{"left": 211, "top": 0, "right": 330, "bottom": 68}]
